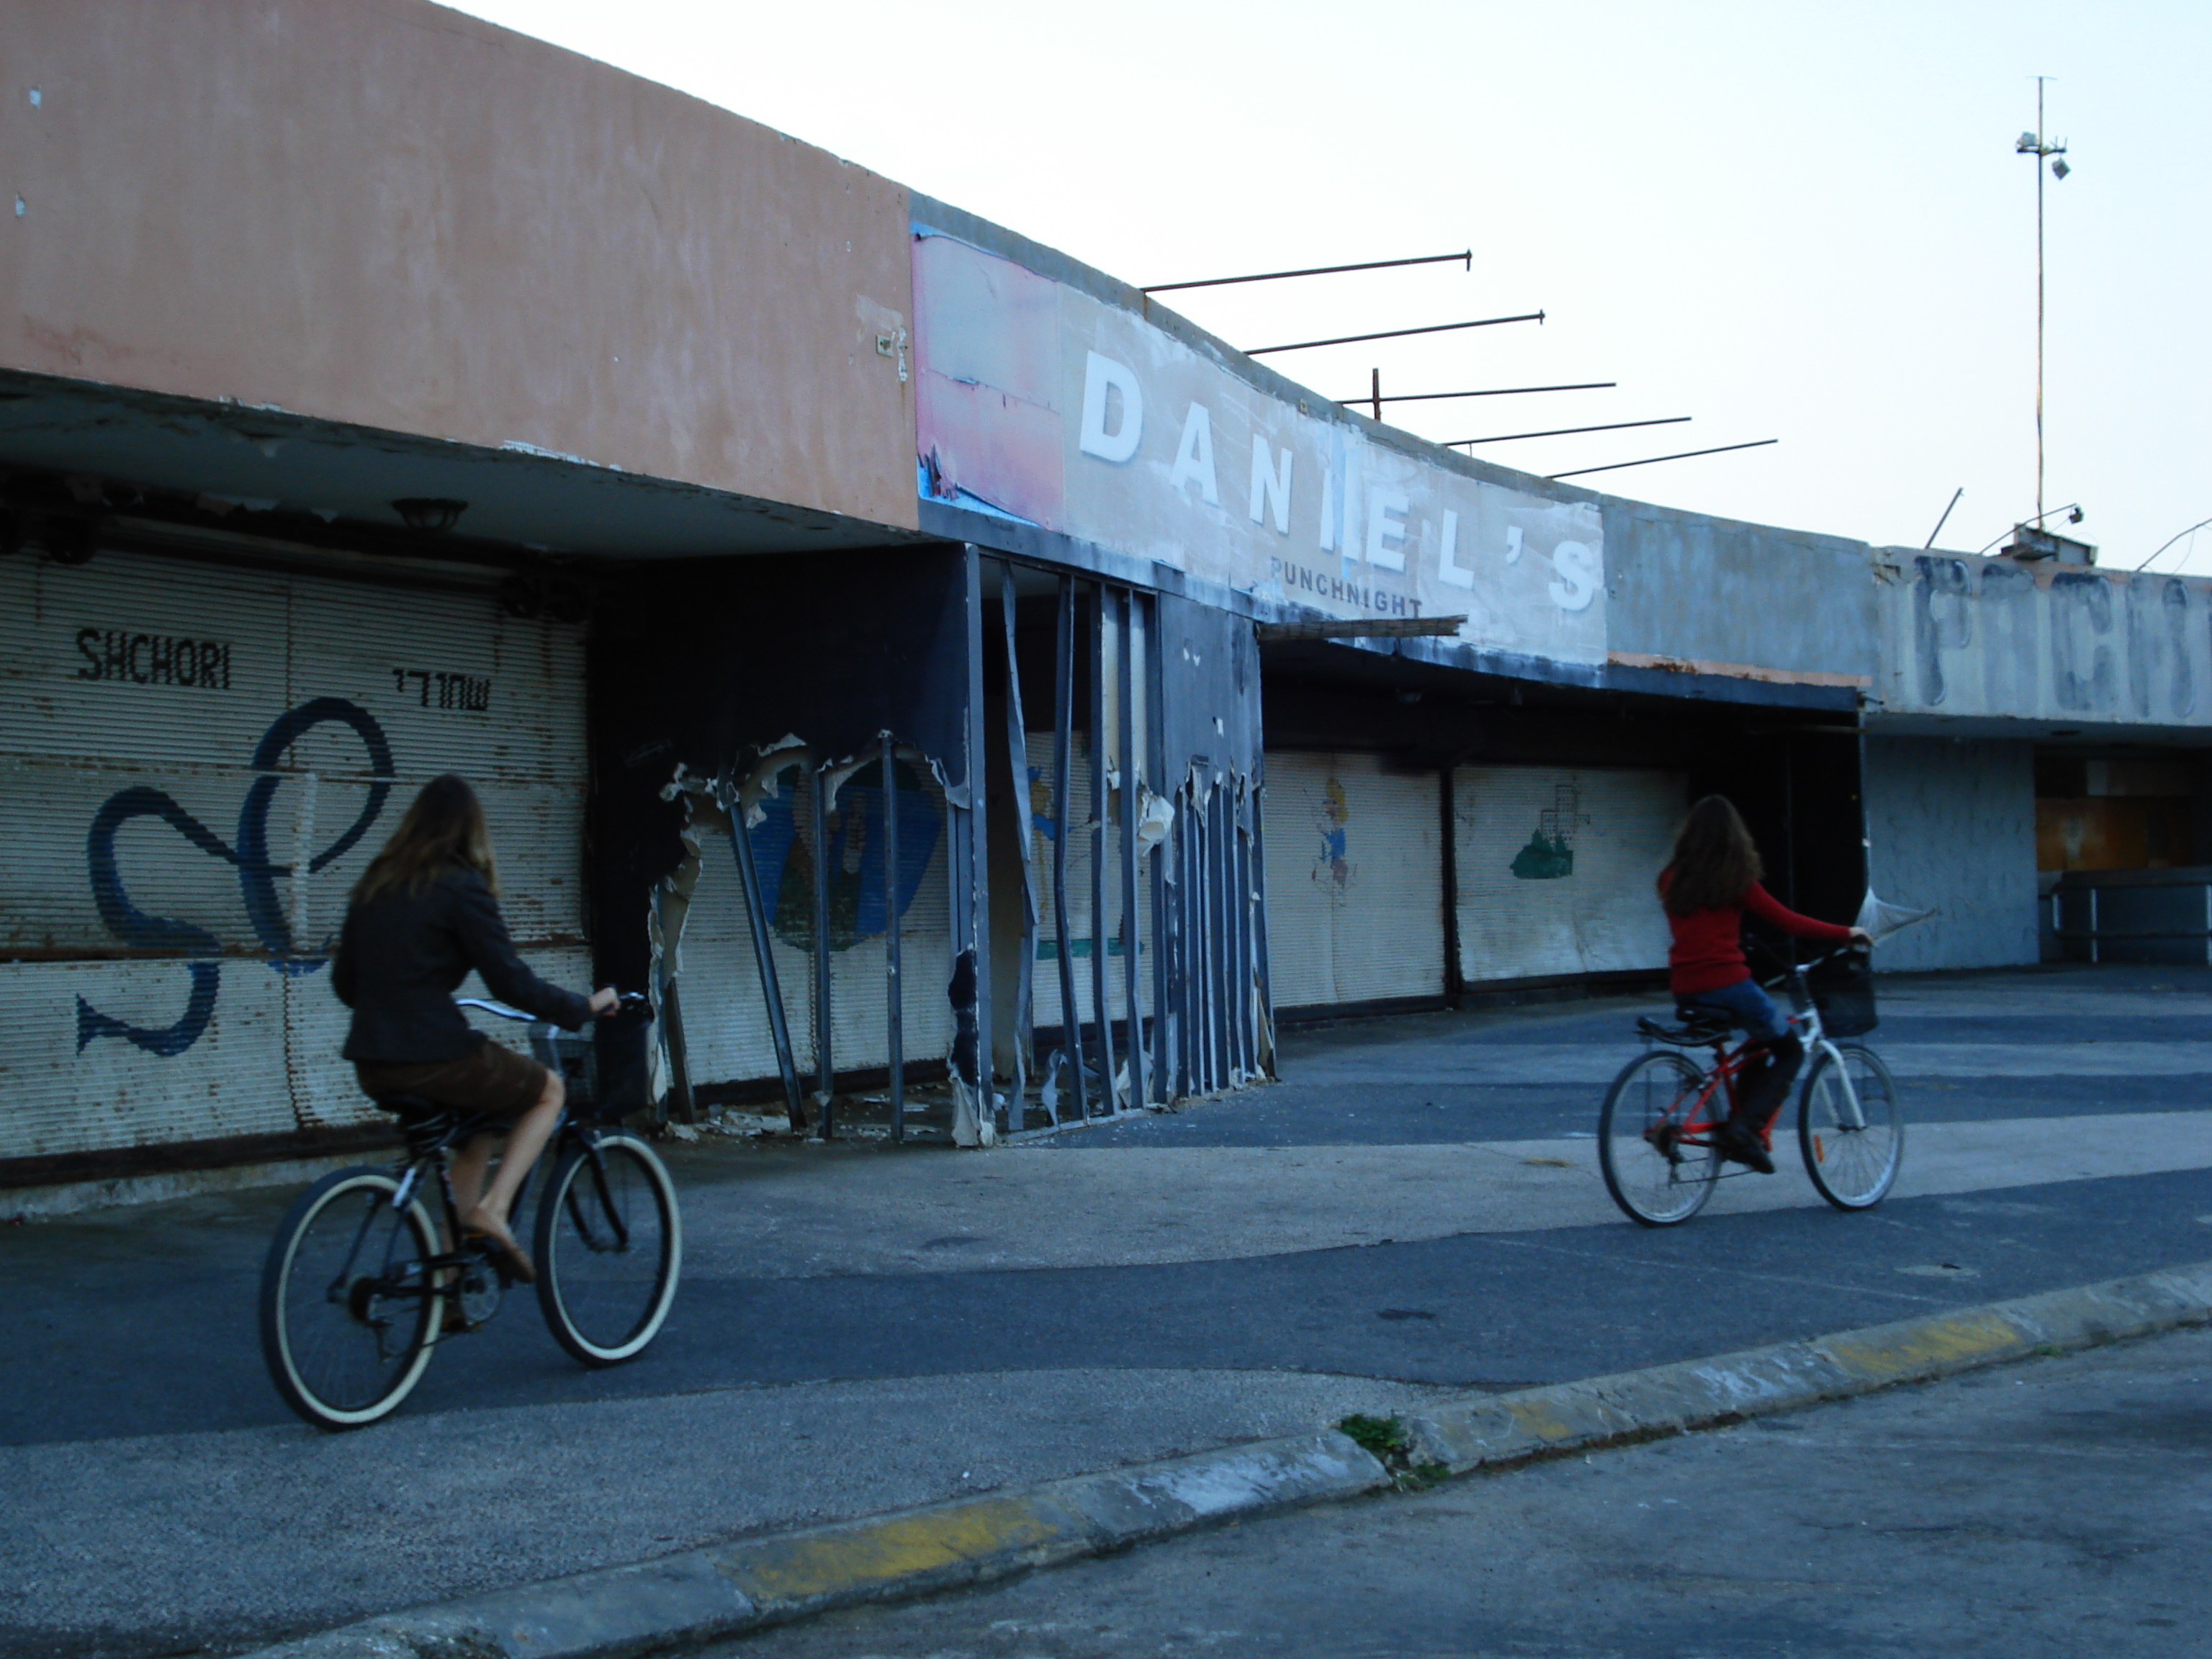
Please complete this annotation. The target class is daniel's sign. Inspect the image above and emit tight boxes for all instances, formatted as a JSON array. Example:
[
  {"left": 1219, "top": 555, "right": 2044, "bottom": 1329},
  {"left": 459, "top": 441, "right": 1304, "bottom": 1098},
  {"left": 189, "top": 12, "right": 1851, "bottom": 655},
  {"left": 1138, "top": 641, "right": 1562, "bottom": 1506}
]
[{"left": 912, "top": 229, "right": 1606, "bottom": 667}]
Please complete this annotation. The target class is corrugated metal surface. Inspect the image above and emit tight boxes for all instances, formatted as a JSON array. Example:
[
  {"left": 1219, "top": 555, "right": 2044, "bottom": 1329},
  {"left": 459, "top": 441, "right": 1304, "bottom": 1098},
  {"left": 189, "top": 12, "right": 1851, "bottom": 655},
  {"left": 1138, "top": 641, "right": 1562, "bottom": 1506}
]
[
  {"left": 0, "top": 547, "right": 588, "bottom": 1163},
  {"left": 673, "top": 758, "right": 954, "bottom": 1087},
  {"left": 1262, "top": 752, "right": 1444, "bottom": 1009},
  {"left": 1452, "top": 766, "right": 1683, "bottom": 981},
  {"left": 1023, "top": 732, "right": 1155, "bottom": 1035}
]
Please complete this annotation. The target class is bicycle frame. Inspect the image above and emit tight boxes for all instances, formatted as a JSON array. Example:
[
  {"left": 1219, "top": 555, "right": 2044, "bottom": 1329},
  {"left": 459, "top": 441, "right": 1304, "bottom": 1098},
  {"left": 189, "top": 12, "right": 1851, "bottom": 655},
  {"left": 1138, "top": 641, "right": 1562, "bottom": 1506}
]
[{"left": 1655, "top": 964, "right": 1869, "bottom": 1159}]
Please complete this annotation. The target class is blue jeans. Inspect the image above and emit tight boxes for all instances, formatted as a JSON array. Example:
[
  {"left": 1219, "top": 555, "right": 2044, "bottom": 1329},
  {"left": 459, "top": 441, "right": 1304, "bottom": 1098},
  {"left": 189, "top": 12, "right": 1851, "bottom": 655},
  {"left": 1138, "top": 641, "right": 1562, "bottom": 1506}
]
[
  {"left": 1683, "top": 976, "right": 1801, "bottom": 1125},
  {"left": 1682, "top": 975, "right": 1789, "bottom": 1041}
]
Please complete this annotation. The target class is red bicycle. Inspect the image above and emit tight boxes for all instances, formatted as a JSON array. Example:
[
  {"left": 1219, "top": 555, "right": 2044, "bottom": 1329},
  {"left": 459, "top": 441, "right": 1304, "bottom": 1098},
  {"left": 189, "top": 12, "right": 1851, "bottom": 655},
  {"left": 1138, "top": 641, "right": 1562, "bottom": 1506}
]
[{"left": 1597, "top": 951, "right": 1904, "bottom": 1226}]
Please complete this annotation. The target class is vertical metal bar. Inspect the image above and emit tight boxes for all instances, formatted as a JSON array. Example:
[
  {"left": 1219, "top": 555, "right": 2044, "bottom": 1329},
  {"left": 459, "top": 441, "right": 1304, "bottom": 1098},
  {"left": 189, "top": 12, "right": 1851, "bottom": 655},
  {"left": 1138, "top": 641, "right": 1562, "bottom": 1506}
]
[
  {"left": 1145, "top": 595, "right": 1171, "bottom": 1102},
  {"left": 1220, "top": 783, "right": 1238, "bottom": 1092},
  {"left": 1232, "top": 796, "right": 1253, "bottom": 1079},
  {"left": 727, "top": 793, "right": 806, "bottom": 1131},
  {"left": 811, "top": 765, "right": 835, "bottom": 1138},
  {"left": 1087, "top": 583, "right": 1116, "bottom": 1110},
  {"left": 1001, "top": 561, "right": 1037, "bottom": 1130},
  {"left": 1051, "top": 577, "right": 1087, "bottom": 1120},
  {"left": 660, "top": 978, "right": 696, "bottom": 1125},
  {"left": 1177, "top": 796, "right": 1194, "bottom": 1097},
  {"left": 1439, "top": 766, "right": 1463, "bottom": 1004},
  {"left": 964, "top": 544, "right": 993, "bottom": 1135},
  {"left": 1116, "top": 588, "right": 1147, "bottom": 1112},
  {"left": 881, "top": 734, "right": 904, "bottom": 1143},
  {"left": 1370, "top": 366, "right": 1382, "bottom": 423},
  {"left": 1192, "top": 793, "right": 1213, "bottom": 1093},
  {"left": 1250, "top": 766, "right": 1274, "bottom": 1079}
]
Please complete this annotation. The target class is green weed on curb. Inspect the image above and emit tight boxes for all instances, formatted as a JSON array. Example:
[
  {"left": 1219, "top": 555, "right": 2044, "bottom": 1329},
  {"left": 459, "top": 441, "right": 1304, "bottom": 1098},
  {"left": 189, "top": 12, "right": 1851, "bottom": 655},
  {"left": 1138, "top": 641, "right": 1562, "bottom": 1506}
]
[{"left": 1339, "top": 1413, "right": 1451, "bottom": 1492}]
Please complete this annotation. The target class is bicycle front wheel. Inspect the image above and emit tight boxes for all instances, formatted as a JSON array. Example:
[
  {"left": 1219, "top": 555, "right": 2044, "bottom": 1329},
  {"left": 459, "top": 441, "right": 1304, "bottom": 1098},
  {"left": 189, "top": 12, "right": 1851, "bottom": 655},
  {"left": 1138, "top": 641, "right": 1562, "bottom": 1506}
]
[
  {"left": 1798, "top": 1043, "right": 1905, "bottom": 1210},
  {"left": 1599, "top": 1049, "right": 1719, "bottom": 1226},
  {"left": 259, "top": 1166, "right": 441, "bottom": 1430},
  {"left": 534, "top": 1129, "right": 682, "bottom": 1366}
]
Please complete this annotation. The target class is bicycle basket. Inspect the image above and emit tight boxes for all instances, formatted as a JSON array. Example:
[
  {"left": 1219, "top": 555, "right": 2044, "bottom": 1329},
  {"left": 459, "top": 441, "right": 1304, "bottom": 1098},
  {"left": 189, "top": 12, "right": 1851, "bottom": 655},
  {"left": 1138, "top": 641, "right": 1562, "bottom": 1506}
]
[
  {"left": 527, "top": 1025, "right": 601, "bottom": 1110},
  {"left": 1807, "top": 951, "right": 1877, "bottom": 1037}
]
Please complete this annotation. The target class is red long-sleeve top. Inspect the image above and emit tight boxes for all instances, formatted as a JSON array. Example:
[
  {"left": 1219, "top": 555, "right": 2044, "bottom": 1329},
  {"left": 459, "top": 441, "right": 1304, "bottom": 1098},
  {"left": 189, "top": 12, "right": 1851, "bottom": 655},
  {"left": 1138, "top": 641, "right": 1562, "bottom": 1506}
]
[{"left": 1660, "top": 873, "right": 1853, "bottom": 997}]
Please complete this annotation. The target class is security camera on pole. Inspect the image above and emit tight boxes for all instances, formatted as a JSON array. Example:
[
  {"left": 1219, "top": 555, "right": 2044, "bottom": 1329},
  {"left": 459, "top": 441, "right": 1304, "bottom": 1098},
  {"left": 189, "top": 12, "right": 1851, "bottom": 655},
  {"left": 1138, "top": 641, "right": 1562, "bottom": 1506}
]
[{"left": 2015, "top": 78, "right": 2070, "bottom": 525}]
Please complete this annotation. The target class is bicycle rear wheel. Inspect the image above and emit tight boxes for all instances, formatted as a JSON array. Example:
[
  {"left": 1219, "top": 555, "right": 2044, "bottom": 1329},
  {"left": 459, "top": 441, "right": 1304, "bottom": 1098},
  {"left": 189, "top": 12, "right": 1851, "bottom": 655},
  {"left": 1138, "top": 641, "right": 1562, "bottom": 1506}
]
[
  {"left": 260, "top": 1166, "right": 441, "bottom": 1430},
  {"left": 1599, "top": 1049, "right": 1719, "bottom": 1226},
  {"left": 534, "top": 1129, "right": 681, "bottom": 1366},
  {"left": 1798, "top": 1043, "right": 1904, "bottom": 1210}
]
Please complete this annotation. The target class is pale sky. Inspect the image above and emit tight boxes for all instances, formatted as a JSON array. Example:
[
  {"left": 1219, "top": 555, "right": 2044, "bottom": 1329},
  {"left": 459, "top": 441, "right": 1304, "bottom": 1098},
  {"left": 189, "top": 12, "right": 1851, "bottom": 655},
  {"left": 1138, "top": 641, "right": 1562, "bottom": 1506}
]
[{"left": 451, "top": 0, "right": 2211, "bottom": 575}]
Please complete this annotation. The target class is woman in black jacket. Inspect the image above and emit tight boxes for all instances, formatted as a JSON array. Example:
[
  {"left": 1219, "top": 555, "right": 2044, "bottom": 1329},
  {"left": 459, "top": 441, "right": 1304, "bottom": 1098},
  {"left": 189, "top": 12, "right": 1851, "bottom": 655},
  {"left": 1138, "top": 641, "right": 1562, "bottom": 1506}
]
[{"left": 332, "top": 773, "right": 614, "bottom": 1282}]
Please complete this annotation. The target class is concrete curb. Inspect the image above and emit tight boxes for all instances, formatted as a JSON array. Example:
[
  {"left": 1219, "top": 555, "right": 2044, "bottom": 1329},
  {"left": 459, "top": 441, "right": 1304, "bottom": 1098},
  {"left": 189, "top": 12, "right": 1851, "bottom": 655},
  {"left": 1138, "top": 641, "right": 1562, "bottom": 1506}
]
[{"left": 243, "top": 1260, "right": 2212, "bottom": 1659}]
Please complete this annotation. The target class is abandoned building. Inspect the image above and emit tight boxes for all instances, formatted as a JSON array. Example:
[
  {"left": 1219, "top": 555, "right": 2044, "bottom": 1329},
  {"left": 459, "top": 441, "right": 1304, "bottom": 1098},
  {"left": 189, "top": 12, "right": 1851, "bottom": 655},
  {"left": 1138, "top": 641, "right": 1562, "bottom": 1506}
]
[{"left": 6, "top": 0, "right": 2210, "bottom": 1197}]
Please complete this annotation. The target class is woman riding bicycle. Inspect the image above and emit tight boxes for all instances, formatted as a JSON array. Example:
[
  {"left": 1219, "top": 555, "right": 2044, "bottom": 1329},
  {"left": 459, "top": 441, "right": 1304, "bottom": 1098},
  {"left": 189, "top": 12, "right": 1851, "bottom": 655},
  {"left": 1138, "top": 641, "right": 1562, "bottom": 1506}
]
[
  {"left": 331, "top": 773, "right": 616, "bottom": 1282},
  {"left": 1658, "top": 795, "right": 1869, "bottom": 1174}
]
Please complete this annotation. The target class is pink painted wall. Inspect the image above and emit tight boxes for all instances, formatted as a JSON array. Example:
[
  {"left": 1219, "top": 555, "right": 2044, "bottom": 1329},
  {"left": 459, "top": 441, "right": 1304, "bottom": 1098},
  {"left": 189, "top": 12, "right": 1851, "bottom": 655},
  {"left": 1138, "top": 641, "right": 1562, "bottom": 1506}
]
[{"left": 0, "top": 0, "right": 918, "bottom": 531}]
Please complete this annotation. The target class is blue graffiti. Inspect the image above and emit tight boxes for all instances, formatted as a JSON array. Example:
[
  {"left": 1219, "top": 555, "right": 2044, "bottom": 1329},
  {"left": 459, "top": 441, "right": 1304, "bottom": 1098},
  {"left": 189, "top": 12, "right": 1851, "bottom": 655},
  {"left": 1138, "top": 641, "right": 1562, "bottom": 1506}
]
[
  {"left": 746, "top": 758, "right": 942, "bottom": 951},
  {"left": 77, "top": 698, "right": 395, "bottom": 1057}
]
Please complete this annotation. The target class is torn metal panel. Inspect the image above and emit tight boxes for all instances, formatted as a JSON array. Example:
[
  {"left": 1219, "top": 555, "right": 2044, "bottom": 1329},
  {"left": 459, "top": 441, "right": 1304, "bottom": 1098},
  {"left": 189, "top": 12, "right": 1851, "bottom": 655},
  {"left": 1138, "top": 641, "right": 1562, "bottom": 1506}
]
[
  {"left": 1051, "top": 577, "right": 1088, "bottom": 1120},
  {"left": 998, "top": 562, "right": 1038, "bottom": 1124},
  {"left": 649, "top": 755, "right": 954, "bottom": 1120},
  {"left": 880, "top": 729, "right": 906, "bottom": 1140},
  {"left": 808, "top": 765, "right": 834, "bottom": 1136},
  {"left": 1117, "top": 588, "right": 1148, "bottom": 1110},
  {"left": 950, "top": 543, "right": 994, "bottom": 1146}
]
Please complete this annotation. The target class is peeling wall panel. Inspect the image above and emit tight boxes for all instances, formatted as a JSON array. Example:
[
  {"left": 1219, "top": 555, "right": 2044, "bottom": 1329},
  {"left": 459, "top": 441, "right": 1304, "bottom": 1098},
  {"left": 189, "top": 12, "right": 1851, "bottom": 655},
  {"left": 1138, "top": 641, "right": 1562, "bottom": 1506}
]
[
  {"left": 1452, "top": 766, "right": 1683, "bottom": 982},
  {"left": 1024, "top": 734, "right": 1156, "bottom": 1038},
  {"left": 1862, "top": 736, "right": 2038, "bottom": 971},
  {"left": 669, "top": 763, "right": 955, "bottom": 1091},
  {"left": 1262, "top": 752, "right": 1444, "bottom": 1010}
]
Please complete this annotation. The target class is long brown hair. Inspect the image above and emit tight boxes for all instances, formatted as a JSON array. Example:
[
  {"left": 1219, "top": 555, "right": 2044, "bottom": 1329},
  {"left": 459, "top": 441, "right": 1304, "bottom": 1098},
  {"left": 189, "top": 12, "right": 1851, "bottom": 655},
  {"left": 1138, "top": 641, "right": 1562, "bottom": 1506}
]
[
  {"left": 353, "top": 773, "right": 499, "bottom": 904},
  {"left": 1658, "top": 795, "right": 1761, "bottom": 915}
]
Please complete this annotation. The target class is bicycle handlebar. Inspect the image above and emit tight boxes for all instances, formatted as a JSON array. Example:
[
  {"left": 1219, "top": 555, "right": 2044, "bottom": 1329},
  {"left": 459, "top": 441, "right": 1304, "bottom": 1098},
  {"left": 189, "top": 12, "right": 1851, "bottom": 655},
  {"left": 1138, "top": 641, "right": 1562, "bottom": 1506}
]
[{"left": 455, "top": 992, "right": 647, "bottom": 1022}]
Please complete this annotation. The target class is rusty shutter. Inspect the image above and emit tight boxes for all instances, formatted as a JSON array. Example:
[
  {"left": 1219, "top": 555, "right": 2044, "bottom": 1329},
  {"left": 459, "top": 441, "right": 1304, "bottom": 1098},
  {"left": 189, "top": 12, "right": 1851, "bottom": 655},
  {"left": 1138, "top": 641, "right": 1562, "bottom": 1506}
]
[
  {"left": 1262, "top": 751, "right": 1444, "bottom": 1010},
  {"left": 1452, "top": 765, "right": 1683, "bottom": 981},
  {"left": 0, "top": 544, "right": 588, "bottom": 1166}
]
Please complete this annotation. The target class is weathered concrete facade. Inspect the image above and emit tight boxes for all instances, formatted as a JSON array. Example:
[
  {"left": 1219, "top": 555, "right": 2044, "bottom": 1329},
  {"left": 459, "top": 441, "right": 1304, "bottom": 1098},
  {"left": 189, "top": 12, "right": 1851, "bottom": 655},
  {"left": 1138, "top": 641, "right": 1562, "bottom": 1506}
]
[
  {"left": 5, "top": 0, "right": 2210, "bottom": 1185},
  {"left": 1873, "top": 549, "right": 2212, "bottom": 734},
  {"left": 1, "top": 0, "right": 918, "bottom": 531}
]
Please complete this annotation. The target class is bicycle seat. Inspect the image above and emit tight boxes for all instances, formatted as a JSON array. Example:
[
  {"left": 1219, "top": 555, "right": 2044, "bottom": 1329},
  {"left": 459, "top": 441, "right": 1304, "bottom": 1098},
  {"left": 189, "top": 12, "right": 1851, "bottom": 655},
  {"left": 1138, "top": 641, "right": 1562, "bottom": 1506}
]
[
  {"left": 374, "top": 1092, "right": 444, "bottom": 1121},
  {"left": 1636, "top": 1010, "right": 1734, "bottom": 1047}
]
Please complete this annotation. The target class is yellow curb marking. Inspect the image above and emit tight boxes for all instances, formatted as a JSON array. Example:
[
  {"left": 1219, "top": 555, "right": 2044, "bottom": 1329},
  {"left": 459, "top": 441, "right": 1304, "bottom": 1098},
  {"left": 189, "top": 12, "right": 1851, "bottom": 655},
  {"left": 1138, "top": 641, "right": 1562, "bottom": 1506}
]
[
  {"left": 1503, "top": 1398, "right": 1581, "bottom": 1442},
  {"left": 720, "top": 1496, "right": 1074, "bottom": 1602},
  {"left": 1822, "top": 1310, "right": 2026, "bottom": 1380}
]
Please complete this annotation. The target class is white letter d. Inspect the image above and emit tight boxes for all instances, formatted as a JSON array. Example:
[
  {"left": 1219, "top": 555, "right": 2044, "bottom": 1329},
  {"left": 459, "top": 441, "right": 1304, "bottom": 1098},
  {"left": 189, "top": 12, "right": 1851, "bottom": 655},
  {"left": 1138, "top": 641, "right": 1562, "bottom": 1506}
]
[{"left": 1079, "top": 351, "right": 1143, "bottom": 464}]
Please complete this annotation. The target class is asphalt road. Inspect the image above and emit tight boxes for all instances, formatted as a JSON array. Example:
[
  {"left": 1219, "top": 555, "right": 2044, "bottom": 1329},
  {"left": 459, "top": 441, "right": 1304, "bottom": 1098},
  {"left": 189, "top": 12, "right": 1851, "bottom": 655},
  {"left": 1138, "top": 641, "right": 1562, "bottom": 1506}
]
[
  {"left": 707, "top": 1321, "right": 2212, "bottom": 1659},
  {"left": 4, "top": 962, "right": 2211, "bottom": 1655}
]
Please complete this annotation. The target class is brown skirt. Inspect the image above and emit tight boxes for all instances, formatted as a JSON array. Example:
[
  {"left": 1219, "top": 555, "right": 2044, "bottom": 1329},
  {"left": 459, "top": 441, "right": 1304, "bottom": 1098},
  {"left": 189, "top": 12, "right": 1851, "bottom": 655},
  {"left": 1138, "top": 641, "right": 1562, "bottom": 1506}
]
[{"left": 355, "top": 1039, "right": 549, "bottom": 1121}]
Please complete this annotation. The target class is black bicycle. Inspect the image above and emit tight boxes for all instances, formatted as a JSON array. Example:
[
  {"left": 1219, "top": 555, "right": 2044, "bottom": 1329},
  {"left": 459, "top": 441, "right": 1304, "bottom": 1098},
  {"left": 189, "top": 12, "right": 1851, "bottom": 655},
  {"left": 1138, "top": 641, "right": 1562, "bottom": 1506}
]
[{"left": 258, "top": 995, "right": 681, "bottom": 1430}]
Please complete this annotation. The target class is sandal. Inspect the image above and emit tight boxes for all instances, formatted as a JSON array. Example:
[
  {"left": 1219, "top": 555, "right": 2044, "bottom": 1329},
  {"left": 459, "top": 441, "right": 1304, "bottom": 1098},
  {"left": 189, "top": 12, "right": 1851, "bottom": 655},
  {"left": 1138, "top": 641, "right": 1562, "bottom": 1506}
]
[{"left": 459, "top": 1209, "right": 536, "bottom": 1284}]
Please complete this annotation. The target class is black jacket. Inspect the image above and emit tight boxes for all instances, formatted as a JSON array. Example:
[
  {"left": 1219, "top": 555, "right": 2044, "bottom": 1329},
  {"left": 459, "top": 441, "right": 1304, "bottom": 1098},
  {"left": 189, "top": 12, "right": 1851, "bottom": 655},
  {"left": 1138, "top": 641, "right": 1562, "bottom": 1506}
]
[{"left": 331, "top": 866, "right": 591, "bottom": 1062}]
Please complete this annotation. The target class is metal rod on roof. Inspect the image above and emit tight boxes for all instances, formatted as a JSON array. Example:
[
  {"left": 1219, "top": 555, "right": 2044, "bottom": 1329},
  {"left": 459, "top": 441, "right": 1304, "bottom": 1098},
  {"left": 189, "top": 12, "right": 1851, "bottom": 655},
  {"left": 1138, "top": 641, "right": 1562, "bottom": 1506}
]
[
  {"left": 1336, "top": 381, "right": 1616, "bottom": 406},
  {"left": 1244, "top": 311, "right": 1544, "bottom": 358},
  {"left": 1141, "top": 249, "right": 1470, "bottom": 295},
  {"left": 1370, "top": 367, "right": 1382, "bottom": 423},
  {"left": 1452, "top": 415, "right": 1689, "bottom": 446},
  {"left": 1923, "top": 487, "right": 1965, "bottom": 549},
  {"left": 1547, "top": 439, "right": 1777, "bottom": 480}
]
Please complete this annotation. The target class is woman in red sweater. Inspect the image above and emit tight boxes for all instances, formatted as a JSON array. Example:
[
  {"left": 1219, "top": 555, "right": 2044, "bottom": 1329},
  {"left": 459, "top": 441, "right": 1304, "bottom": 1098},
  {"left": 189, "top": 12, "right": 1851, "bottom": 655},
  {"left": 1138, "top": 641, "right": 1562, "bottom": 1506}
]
[{"left": 1658, "top": 796, "right": 1869, "bottom": 1172}]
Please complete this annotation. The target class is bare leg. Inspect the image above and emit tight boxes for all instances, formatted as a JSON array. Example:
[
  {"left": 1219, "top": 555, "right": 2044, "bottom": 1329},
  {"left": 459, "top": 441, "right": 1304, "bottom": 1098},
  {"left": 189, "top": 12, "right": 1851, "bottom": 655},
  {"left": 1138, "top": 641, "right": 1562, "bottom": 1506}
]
[
  {"left": 448, "top": 1136, "right": 495, "bottom": 1227},
  {"left": 459, "top": 1066, "right": 564, "bottom": 1279}
]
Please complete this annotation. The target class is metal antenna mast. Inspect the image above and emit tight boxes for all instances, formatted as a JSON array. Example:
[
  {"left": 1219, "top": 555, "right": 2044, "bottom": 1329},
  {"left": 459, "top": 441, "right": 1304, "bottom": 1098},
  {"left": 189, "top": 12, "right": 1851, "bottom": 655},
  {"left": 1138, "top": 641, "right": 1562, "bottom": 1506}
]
[{"left": 2017, "top": 78, "right": 2069, "bottom": 523}]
